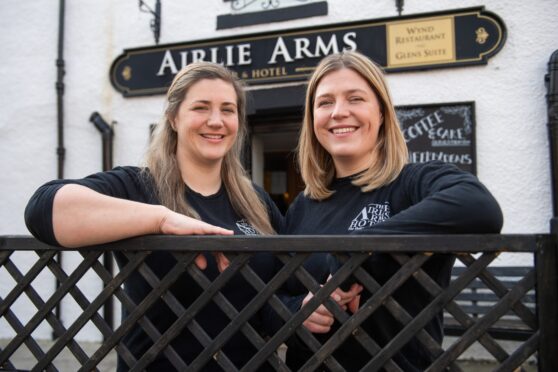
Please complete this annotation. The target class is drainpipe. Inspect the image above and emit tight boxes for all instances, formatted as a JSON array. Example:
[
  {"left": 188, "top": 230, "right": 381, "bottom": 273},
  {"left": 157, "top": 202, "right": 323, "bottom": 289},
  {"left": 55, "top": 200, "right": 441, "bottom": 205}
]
[
  {"left": 90, "top": 112, "right": 114, "bottom": 172},
  {"left": 90, "top": 112, "right": 115, "bottom": 335},
  {"left": 547, "top": 50, "right": 558, "bottom": 219},
  {"left": 54, "top": 0, "right": 66, "bottom": 339},
  {"left": 542, "top": 49, "right": 558, "bottom": 372}
]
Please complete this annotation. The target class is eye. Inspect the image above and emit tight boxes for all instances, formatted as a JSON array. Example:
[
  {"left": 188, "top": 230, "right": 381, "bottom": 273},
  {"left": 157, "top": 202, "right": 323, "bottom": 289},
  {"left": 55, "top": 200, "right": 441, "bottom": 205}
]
[
  {"left": 316, "top": 100, "right": 333, "bottom": 108},
  {"left": 222, "top": 106, "right": 237, "bottom": 114},
  {"left": 192, "top": 105, "right": 208, "bottom": 111},
  {"left": 349, "top": 96, "right": 364, "bottom": 103}
]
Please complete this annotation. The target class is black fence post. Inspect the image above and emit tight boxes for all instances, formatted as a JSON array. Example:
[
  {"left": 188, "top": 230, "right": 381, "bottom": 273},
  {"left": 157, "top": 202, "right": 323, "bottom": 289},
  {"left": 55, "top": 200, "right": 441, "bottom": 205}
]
[
  {"left": 536, "top": 219, "right": 558, "bottom": 371},
  {"left": 537, "top": 49, "right": 558, "bottom": 372}
]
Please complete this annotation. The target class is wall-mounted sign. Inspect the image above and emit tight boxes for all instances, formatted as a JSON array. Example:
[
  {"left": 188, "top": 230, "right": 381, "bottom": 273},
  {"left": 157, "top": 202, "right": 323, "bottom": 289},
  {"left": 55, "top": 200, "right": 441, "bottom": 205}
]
[
  {"left": 396, "top": 102, "right": 476, "bottom": 174},
  {"left": 110, "top": 7, "right": 505, "bottom": 97},
  {"left": 217, "top": 0, "right": 328, "bottom": 29}
]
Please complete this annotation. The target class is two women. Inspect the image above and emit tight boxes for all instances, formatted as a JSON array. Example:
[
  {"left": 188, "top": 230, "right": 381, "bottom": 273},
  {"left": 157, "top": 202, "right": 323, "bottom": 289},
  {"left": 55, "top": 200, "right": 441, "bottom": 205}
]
[
  {"left": 25, "top": 62, "right": 283, "bottom": 371},
  {"left": 281, "top": 51, "right": 503, "bottom": 370},
  {"left": 26, "top": 51, "right": 503, "bottom": 371}
]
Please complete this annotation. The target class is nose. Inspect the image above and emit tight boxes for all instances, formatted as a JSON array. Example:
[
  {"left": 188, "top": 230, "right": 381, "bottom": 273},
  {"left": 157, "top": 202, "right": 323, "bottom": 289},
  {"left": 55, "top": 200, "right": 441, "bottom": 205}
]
[
  {"left": 331, "top": 100, "right": 349, "bottom": 119},
  {"left": 207, "top": 109, "right": 224, "bottom": 128}
]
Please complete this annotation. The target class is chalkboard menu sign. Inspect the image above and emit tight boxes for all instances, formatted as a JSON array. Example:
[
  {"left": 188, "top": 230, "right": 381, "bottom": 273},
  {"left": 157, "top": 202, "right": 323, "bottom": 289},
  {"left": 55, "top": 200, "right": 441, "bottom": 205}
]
[{"left": 396, "top": 102, "right": 476, "bottom": 174}]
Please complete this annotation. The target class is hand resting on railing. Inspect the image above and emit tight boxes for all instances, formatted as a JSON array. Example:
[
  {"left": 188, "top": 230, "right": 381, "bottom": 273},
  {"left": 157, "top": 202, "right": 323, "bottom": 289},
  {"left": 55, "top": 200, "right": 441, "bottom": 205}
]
[
  {"left": 301, "top": 280, "right": 363, "bottom": 333},
  {"left": 34, "top": 183, "right": 234, "bottom": 271},
  {"left": 157, "top": 203, "right": 232, "bottom": 271}
]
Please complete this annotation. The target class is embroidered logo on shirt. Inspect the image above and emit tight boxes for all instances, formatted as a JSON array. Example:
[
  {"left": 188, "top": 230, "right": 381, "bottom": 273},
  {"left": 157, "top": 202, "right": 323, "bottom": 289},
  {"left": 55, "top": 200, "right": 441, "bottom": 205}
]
[
  {"left": 236, "top": 219, "right": 258, "bottom": 235},
  {"left": 348, "top": 202, "right": 391, "bottom": 231}
]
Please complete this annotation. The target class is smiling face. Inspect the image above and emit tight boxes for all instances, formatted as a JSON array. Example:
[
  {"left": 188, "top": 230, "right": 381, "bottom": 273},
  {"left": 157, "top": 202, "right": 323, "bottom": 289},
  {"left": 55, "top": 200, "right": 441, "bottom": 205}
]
[
  {"left": 173, "top": 78, "right": 239, "bottom": 168},
  {"left": 312, "top": 68, "right": 383, "bottom": 177}
]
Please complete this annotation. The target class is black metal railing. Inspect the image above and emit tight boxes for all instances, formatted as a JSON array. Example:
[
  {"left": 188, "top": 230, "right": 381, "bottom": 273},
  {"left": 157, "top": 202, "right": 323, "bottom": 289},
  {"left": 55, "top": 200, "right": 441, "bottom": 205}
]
[{"left": 0, "top": 234, "right": 556, "bottom": 371}]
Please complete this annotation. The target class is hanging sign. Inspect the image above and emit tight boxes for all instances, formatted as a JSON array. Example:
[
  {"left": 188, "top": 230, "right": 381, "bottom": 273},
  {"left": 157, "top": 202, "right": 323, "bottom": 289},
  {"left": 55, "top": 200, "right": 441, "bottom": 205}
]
[
  {"left": 110, "top": 7, "right": 505, "bottom": 97},
  {"left": 396, "top": 102, "right": 476, "bottom": 174}
]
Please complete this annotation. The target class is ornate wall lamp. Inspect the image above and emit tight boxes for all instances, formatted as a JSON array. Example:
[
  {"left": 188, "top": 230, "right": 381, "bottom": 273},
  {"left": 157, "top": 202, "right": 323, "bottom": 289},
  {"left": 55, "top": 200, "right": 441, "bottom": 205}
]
[
  {"left": 139, "top": 0, "right": 161, "bottom": 44},
  {"left": 396, "top": 0, "right": 404, "bottom": 16}
]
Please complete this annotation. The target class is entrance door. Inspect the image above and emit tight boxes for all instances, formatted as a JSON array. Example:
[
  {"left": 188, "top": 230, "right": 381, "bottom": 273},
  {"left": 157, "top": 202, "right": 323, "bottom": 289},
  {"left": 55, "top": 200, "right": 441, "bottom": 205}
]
[{"left": 250, "top": 122, "right": 305, "bottom": 214}]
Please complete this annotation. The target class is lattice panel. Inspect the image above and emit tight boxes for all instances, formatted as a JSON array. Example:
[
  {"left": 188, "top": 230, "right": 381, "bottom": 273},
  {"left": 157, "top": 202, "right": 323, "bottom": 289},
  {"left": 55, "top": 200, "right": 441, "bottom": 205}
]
[{"left": 0, "top": 235, "right": 550, "bottom": 371}]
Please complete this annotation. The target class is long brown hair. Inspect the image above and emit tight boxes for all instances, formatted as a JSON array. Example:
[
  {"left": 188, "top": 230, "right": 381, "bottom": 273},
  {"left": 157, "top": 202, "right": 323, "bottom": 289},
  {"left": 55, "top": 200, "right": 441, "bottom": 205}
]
[
  {"left": 144, "top": 62, "right": 275, "bottom": 234},
  {"left": 298, "top": 51, "right": 408, "bottom": 200}
]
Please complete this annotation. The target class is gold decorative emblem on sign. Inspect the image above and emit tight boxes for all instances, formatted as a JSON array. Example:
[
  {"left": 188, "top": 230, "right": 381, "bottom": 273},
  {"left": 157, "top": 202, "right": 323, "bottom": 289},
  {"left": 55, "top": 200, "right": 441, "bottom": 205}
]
[
  {"left": 122, "top": 66, "right": 132, "bottom": 81},
  {"left": 475, "top": 27, "right": 489, "bottom": 44},
  {"left": 387, "top": 16, "right": 456, "bottom": 68}
]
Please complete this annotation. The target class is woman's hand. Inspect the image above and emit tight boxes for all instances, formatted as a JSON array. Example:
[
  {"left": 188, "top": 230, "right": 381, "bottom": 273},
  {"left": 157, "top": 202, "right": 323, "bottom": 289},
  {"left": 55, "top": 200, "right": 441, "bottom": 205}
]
[
  {"left": 301, "top": 281, "right": 362, "bottom": 333},
  {"left": 208, "top": 252, "right": 230, "bottom": 272},
  {"left": 158, "top": 209, "right": 234, "bottom": 236},
  {"left": 301, "top": 290, "right": 337, "bottom": 333},
  {"left": 331, "top": 282, "right": 363, "bottom": 314},
  {"left": 159, "top": 209, "right": 234, "bottom": 271},
  {"left": 301, "top": 280, "right": 363, "bottom": 333}
]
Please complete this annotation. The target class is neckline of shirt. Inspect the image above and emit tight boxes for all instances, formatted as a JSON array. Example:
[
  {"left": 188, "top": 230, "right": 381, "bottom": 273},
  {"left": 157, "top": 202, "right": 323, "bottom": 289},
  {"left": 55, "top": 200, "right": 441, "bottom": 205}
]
[
  {"left": 185, "top": 183, "right": 225, "bottom": 200},
  {"left": 331, "top": 170, "right": 366, "bottom": 187}
]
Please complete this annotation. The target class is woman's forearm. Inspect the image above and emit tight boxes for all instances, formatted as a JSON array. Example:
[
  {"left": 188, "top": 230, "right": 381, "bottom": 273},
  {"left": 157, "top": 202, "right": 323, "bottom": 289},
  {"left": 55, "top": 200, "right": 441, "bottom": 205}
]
[{"left": 52, "top": 184, "right": 166, "bottom": 247}]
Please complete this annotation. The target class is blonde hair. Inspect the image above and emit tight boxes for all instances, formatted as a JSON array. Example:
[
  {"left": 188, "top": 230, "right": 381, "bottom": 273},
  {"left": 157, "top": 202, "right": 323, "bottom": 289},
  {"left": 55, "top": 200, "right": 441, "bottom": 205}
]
[
  {"left": 144, "top": 62, "right": 275, "bottom": 234},
  {"left": 298, "top": 51, "right": 408, "bottom": 200}
]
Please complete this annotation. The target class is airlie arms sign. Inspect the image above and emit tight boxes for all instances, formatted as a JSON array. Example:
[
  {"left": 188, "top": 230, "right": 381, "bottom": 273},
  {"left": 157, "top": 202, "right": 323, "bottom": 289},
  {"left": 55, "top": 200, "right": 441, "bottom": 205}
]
[{"left": 110, "top": 7, "right": 506, "bottom": 97}]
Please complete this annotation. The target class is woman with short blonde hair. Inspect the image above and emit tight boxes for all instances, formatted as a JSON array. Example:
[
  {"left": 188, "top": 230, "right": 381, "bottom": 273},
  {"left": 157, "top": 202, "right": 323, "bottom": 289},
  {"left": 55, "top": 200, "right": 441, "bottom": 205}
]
[
  {"left": 281, "top": 51, "right": 503, "bottom": 370},
  {"left": 298, "top": 51, "right": 408, "bottom": 199}
]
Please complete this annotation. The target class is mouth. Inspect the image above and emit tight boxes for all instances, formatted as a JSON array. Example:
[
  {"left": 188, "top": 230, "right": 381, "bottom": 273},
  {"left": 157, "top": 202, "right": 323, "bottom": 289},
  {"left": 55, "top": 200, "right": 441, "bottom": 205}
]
[
  {"left": 201, "top": 134, "right": 225, "bottom": 140},
  {"left": 330, "top": 127, "right": 357, "bottom": 135}
]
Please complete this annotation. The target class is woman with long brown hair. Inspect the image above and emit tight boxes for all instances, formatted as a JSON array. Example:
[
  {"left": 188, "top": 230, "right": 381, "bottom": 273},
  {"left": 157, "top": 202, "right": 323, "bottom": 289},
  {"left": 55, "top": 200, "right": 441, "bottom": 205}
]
[{"left": 25, "top": 62, "right": 283, "bottom": 371}]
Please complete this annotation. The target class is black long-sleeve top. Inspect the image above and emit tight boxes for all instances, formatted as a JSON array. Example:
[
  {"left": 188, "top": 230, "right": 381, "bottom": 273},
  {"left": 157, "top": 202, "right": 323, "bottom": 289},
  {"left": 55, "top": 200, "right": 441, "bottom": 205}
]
[
  {"left": 280, "top": 161, "right": 503, "bottom": 371},
  {"left": 25, "top": 166, "right": 284, "bottom": 372}
]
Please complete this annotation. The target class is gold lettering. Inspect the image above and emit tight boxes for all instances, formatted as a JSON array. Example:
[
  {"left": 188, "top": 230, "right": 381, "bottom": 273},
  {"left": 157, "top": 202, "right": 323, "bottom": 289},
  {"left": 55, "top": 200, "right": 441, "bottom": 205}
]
[
  {"left": 387, "top": 17, "right": 455, "bottom": 68},
  {"left": 424, "top": 49, "right": 446, "bottom": 57},
  {"left": 395, "top": 33, "right": 446, "bottom": 44},
  {"left": 251, "top": 67, "right": 288, "bottom": 79},
  {"left": 395, "top": 51, "right": 422, "bottom": 60}
]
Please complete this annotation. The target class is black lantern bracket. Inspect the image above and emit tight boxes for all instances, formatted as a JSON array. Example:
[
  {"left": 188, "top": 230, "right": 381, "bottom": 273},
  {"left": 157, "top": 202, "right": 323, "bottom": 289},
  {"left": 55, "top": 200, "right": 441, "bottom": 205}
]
[
  {"left": 139, "top": 0, "right": 161, "bottom": 44},
  {"left": 396, "top": 0, "right": 404, "bottom": 16}
]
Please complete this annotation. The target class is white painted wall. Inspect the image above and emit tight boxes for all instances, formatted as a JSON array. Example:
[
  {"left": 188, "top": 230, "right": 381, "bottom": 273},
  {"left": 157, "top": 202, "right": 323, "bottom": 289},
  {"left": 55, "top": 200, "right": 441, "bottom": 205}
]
[{"left": 1, "top": 0, "right": 556, "bottom": 341}]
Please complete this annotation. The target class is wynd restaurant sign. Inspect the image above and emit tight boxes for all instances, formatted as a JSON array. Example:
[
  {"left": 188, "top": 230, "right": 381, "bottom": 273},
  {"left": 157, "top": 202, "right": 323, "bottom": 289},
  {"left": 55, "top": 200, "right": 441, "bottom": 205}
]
[{"left": 111, "top": 7, "right": 505, "bottom": 97}]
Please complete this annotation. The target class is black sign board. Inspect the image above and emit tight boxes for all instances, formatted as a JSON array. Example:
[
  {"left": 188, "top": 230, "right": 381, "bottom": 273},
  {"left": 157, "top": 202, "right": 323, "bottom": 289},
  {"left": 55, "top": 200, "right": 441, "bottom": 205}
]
[
  {"left": 396, "top": 102, "right": 476, "bottom": 174},
  {"left": 111, "top": 7, "right": 505, "bottom": 97}
]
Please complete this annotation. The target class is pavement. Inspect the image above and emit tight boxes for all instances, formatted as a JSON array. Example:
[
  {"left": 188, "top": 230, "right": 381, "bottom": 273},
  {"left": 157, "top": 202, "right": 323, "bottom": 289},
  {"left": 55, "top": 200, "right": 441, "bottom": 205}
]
[{"left": 1, "top": 339, "right": 538, "bottom": 371}]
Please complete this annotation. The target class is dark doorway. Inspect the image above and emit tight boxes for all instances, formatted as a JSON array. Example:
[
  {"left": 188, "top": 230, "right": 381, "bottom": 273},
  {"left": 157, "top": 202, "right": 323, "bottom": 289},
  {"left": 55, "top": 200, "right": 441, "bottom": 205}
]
[
  {"left": 250, "top": 120, "right": 305, "bottom": 214},
  {"left": 263, "top": 151, "right": 305, "bottom": 214}
]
